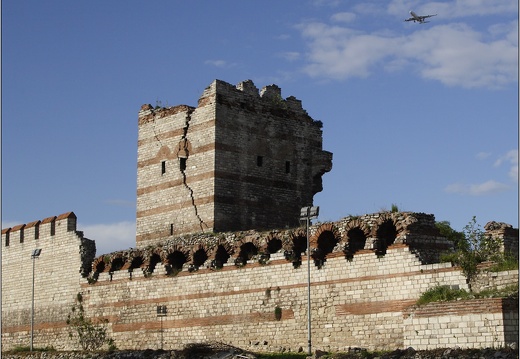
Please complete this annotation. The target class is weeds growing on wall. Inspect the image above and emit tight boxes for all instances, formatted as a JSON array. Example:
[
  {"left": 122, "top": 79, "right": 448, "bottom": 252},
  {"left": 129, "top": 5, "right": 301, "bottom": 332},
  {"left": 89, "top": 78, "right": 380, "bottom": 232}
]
[
  {"left": 439, "top": 216, "right": 514, "bottom": 291},
  {"left": 416, "top": 284, "right": 519, "bottom": 306},
  {"left": 416, "top": 285, "right": 471, "bottom": 305},
  {"left": 66, "top": 293, "right": 117, "bottom": 351}
]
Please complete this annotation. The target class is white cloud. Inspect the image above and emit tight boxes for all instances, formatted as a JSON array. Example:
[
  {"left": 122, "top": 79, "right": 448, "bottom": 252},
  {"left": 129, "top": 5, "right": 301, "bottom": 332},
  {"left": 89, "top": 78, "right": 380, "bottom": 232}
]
[
  {"left": 296, "top": 18, "right": 518, "bottom": 88},
  {"left": 445, "top": 149, "right": 517, "bottom": 196},
  {"left": 204, "top": 60, "right": 229, "bottom": 68},
  {"left": 494, "top": 149, "right": 518, "bottom": 182},
  {"left": 403, "top": 23, "right": 518, "bottom": 88},
  {"left": 311, "top": 0, "right": 341, "bottom": 7},
  {"left": 80, "top": 221, "right": 136, "bottom": 255},
  {"left": 387, "top": 0, "right": 518, "bottom": 18},
  {"left": 279, "top": 51, "right": 301, "bottom": 62},
  {"left": 298, "top": 22, "right": 399, "bottom": 79},
  {"left": 331, "top": 12, "right": 357, "bottom": 23},
  {"left": 444, "top": 180, "right": 510, "bottom": 195}
]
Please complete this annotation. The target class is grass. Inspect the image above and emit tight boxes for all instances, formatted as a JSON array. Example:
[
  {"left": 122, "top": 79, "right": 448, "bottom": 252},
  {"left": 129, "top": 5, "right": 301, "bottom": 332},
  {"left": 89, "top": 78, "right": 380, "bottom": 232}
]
[
  {"left": 416, "top": 285, "right": 470, "bottom": 305},
  {"left": 488, "top": 254, "right": 519, "bottom": 272},
  {"left": 416, "top": 284, "right": 518, "bottom": 306}
]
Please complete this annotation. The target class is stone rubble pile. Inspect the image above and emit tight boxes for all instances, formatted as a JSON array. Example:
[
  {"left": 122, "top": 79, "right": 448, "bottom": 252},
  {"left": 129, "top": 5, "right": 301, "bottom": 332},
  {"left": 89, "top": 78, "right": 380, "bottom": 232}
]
[{"left": 2, "top": 345, "right": 519, "bottom": 359}]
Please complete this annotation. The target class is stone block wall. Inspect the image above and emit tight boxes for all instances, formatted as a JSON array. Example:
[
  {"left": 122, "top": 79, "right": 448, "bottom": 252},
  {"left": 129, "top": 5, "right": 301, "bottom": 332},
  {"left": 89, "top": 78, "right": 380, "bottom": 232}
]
[
  {"left": 79, "top": 245, "right": 470, "bottom": 352},
  {"left": 403, "top": 298, "right": 519, "bottom": 349},
  {"left": 136, "top": 79, "right": 332, "bottom": 248},
  {"left": 1, "top": 212, "right": 95, "bottom": 350},
  {"left": 2, "top": 211, "right": 517, "bottom": 352}
]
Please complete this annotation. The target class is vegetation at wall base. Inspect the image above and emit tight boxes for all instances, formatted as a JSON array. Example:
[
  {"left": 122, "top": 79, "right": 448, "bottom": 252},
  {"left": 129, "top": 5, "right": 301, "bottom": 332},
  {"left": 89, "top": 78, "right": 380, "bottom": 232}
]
[
  {"left": 3, "top": 347, "right": 518, "bottom": 359},
  {"left": 66, "top": 292, "right": 117, "bottom": 351},
  {"left": 11, "top": 345, "right": 56, "bottom": 352}
]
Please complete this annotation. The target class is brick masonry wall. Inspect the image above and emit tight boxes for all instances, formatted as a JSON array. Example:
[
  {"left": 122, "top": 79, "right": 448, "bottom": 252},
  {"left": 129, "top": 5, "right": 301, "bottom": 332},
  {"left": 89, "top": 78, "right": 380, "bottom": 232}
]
[
  {"left": 80, "top": 246, "right": 471, "bottom": 352},
  {"left": 2, "top": 212, "right": 518, "bottom": 352},
  {"left": 403, "top": 298, "right": 519, "bottom": 349},
  {"left": 135, "top": 79, "right": 332, "bottom": 248},
  {"left": 1, "top": 213, "right": 94, "bottom": 350}
]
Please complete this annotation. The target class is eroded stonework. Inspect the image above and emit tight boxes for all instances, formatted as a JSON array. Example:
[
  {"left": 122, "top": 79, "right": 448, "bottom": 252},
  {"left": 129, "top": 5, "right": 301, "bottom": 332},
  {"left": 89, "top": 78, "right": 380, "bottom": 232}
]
[{"left": 136, "top": 79, "right": 332, "bottom": 248}]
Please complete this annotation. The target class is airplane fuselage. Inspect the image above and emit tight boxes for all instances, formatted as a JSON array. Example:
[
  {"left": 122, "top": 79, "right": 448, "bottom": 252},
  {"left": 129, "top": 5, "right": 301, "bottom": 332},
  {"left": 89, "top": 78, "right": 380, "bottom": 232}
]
[{"left": 405, "top": 10, "right": 436, "bottom": 24}]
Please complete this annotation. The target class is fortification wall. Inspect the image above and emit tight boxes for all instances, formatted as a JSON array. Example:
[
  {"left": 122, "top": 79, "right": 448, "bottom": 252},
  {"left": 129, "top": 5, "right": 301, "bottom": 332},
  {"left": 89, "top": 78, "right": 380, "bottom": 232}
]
[
  {"left": 82, "top": 246, "right": 470, "bottom": 352},
  {"left": 2, "top": 212, "right": 517, "bottom": 353},
  {"left": 404, "top": 296, "right": 518, "bottom": 349},
  {"left": 1, "top": 212, "right": 95, "bottom": 350}
]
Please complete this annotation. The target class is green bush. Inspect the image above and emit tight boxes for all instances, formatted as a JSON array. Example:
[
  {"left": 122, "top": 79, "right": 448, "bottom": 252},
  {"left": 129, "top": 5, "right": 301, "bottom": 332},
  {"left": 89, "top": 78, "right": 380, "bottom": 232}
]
[
  {"left": 67, "top": 292, "right": 116, "bottom": 351},
  {"left": 438, "top": 217, "right": 512, "bottom": 291}
]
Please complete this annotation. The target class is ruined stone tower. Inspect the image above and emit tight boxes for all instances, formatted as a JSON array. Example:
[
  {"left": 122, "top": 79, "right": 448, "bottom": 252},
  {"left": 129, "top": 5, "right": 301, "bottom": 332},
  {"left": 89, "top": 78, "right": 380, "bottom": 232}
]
[{"left": 136, "top": 79, "right": 332, "bottom": 248}]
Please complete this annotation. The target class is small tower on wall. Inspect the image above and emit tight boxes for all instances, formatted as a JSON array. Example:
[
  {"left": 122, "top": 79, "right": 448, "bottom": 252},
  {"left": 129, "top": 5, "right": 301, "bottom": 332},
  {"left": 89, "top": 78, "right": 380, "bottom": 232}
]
[{"left": 136, "top": 79, "right": 332, "bottom": 248}]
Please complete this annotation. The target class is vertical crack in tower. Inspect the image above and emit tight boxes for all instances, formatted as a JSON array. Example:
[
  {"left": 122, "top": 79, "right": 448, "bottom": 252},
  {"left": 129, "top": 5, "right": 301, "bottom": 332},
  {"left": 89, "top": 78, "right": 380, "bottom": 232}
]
[{"left": 179, "top": 110, "right": 207, "bottom": 232}]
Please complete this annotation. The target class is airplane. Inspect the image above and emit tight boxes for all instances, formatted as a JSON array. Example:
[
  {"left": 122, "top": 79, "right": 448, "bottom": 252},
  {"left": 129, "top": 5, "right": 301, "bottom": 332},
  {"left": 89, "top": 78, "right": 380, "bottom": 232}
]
[{"left": 404, "top": 10, "right": 437, "bottom": 24}]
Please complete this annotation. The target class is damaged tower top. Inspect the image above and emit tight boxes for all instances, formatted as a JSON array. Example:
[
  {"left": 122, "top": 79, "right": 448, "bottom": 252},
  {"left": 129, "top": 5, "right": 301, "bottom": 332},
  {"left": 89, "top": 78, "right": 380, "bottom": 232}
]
[{"left": 136, "top": 79, "right": 332, "bottom": 248}]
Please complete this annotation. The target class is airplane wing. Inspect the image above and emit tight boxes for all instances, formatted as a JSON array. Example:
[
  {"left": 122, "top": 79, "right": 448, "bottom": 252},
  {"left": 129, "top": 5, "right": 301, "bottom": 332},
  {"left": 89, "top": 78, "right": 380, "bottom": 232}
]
[
  {"left": 422, "top": 14, "right": 437, "bottom": 19},
  {"left": 404, "top": 17, "right": 415, "bottom": 22}
]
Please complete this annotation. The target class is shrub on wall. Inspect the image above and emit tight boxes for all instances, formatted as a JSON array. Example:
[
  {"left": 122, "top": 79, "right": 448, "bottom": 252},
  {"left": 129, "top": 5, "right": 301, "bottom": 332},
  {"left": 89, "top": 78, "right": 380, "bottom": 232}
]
[
  {"left": 66, "top": 293, "right": 116, "bottom": 351},
  {"left": 440, "top": 217, "right": 509, "bottom": 291}
]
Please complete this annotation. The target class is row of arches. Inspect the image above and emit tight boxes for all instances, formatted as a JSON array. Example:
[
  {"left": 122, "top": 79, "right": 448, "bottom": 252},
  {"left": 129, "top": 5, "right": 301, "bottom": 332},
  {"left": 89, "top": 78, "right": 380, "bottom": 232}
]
[{"left": 89, "top": 215, "right": 406, "bottom": 281}]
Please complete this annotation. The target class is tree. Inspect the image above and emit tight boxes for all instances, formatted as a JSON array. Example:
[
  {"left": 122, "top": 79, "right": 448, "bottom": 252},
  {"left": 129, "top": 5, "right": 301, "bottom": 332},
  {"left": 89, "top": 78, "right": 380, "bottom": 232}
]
[
  {"left": 436, "top": 220, "right": 465, "bottom": 248},
  {"left": 66, "top": 293, "right": 116, "bottom": 351},
  {"left": 440, "top": 217, "right": 503, "bottom": 291}
]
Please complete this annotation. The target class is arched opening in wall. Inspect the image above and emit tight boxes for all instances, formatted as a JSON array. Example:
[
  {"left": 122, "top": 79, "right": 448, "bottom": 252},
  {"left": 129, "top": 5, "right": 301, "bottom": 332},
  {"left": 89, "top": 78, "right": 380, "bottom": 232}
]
[
  {"left": 147, "top": 253, "right": 162, "bottom": 274},
  {"left": 284, "top": 233, "right": 306, "bottom": 268},
  {"left": 313, "top": 230, "right": 338, "bottom": 268},
  {"left": 266, "top": 237, "right": 283, "bottom": 254},
  {"left": 165, "top": 251, "right": 187, "bottom": 276},
  {"left": 348, "top": 228, "right": 367, "bottom": 252},
  {"left": 375, "top": 220, "right": 398, "bottom": 256},
  {"left": 110, "top": 257, "right": 124, "bottom": 272},
  {"left": 94, "top": 260, "right": 105, "bottom": 273},
  {"left": 344, "top": 227, "right": 367, "bottom": 261},
  {"left": 211, "top": 245, "right": 231, "bottom": 270},
  {"left": 235, "top": 242, "right": 258, "bottom": 267},
  {"left": 191, "top": 248, "right": 208, "bottom": 272},
  {"left": 258, "top": 236, "right": 283, "bottom": 265},
  {"left": 292, "top": 235, "right": 307, "bottom": 254},
  {"left": 129, "top": 256, "right": 144, "bottom": 271}
]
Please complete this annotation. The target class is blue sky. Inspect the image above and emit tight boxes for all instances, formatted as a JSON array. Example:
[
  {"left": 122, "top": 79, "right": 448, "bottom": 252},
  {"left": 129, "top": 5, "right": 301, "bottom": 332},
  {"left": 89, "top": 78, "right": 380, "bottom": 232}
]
[{"left": 2, "top": 0, "right": 518, "bottom": 255}]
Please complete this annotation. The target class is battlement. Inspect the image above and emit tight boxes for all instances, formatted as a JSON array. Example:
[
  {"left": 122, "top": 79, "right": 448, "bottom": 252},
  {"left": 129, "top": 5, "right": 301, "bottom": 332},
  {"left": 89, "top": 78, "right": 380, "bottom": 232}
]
[
  {"left": 200, "top": 79, "right": 312, "bottom": 119},
  {"left": 2, "top": 211, "right": 77, "bottom": 248}
]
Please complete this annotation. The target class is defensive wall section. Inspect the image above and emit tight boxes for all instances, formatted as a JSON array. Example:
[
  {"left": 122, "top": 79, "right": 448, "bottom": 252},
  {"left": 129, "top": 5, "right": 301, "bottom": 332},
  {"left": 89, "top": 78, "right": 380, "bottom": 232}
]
[
  {"left": 2, "top": 211, "right": 518, "bottom": 352},
  {"left": 1, "top": 212, "right": 95, "bottom": 350}
]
